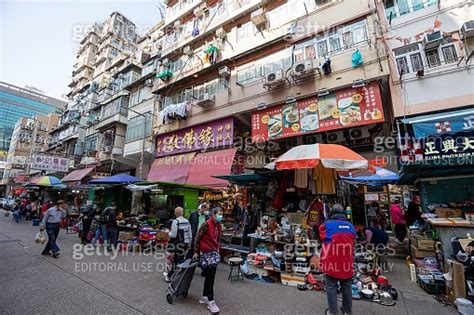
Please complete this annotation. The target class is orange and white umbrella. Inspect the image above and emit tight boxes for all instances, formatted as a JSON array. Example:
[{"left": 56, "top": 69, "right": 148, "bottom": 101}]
[{"left": 274, "top": 144, "right": 368, "bottom": 170}]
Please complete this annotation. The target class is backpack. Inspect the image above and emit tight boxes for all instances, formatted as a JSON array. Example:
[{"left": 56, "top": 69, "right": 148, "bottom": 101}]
[
  {"left": 167, "top": 220, "right": 190, "bottom": 253},
  {"left": 99, "top": 208, "right": 110, "bottom": 225}
]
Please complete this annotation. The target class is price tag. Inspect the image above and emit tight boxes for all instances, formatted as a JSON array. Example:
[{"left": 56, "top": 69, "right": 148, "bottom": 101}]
[
  {"left": 261, "top": 115, "right": 270, "bottom": 124},
  {"left": 291, "top": 123, "right": 300, "bottom": 132},
  {"left": 308, "top": 103, "right": 318, "bottom": 112}
]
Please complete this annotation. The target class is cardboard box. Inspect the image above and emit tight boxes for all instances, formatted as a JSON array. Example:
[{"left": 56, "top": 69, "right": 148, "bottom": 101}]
[
  {"left": 413, "top": 235, "right": 436, "bottom": 251},
  {"left": 411, "top": 244, "right": 436, "bottom": 259},
  {"left": 281, "top": 272, "right": 306, "bottom": 287},
  {"left": 445, "top": 259, "right": 466, "bottom": 304},
  {"left": 435, "top": 208, "right": 463, "bottom": 218},
  {"left": 156, "top": 230, "right": 170, "bottom": 241},
  {"left": 118, "top": 232, "right": 135, "bottom": 241}
]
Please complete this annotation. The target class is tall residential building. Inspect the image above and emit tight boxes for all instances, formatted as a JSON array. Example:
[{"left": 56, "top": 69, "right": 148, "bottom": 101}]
[
  {"left": 148, "top": 0, "right": 394, "bottom": 188},
  {"left": 0, "top": 82, "right": 65, "bottom": 154},
  {"left": 2, "top": 114, "right": 60, "bottom": 190},
  {"left": 49, "top": 12, "right": 141, "bottom": 173}
]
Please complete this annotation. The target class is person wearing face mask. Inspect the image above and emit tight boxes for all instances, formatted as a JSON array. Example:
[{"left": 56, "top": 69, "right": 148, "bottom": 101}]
[
  {"left": 189, "top": 203, "right": 210, "bottom": 248},
  {"left": 193, "top": 207, "right": 223, "bottom": 314},
  {"left": 40, "top": 200, "right": 67, "bottom": 258}
]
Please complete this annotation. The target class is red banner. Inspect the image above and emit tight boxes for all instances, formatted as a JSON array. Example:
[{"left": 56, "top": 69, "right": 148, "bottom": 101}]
[{"left": 251, "top": 82, "right": 385, "bottom": 142}]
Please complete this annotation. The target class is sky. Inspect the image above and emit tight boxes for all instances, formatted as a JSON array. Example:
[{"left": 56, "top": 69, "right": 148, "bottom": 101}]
[{"left": 0, "top": 0, "right": 163, "bottom": 100}]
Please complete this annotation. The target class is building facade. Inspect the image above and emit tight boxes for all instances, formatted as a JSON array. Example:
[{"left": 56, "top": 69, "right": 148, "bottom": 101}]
[
  {"left": 0, "top": 82, "right": 64, "bottom": 155},
  {"left": 2, "top": 114, "right": 60, "bottom": 191},
  {"left": 147, "top": 0, "right": 395, "bottom": 188}
]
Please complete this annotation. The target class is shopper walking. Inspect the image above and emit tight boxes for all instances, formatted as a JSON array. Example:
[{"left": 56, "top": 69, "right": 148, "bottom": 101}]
[
  {"left": 193, "top": 207, "right": 223, "bottom": 314},
  {"left": 390, "top": 198, "right": 406, "bottom": 245},
  {"left": 40, "top": 200, "right": 67, "bottom": 258},
  {"left": 79, "top": 203, "right": 98, "bottom": 244},
  {"left": 92, "top": 203, "right": 111, "bottom": 247},
  {"left": 319, "top": 204, "right": 356, "bottom": 315},
  {"left": 404, "top": 201, "right": 422, "bottom": 227},
  {"left": 164, "top": 207, "right": 192, "bottom": 282},
  {"left": 189, "top": 203, "right": 210, "bottom": 250},
  {"left": 106, "top": 202, "right": 118, "bottom": 251}
]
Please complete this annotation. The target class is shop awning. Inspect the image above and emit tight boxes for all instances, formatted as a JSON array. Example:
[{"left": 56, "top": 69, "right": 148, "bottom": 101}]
[
  {"left": 62, "top": 167, "right": 95, "bottom": 182},
  {"left": 401, "top": 107, "right": 474, "bottom": 139},
  {"left": 399, "top": 160, "right": 474, "bottom": 184},
  {"left": 89, "top": 174, "right": 143, "bottom": 184},
  {"left": 186, "top": 148, "right": 237, "bottom": 188},
  {"left": 340, "top": 166, "right": 399, "bottom": 186},
  {"left": 147, "top": 153, "right": 196, "bottom": 184}
]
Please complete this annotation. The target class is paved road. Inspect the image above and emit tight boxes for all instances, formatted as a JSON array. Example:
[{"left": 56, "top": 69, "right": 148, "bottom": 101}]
[{"left": 0, "top": 210, "right": 456, "bottom": 315}]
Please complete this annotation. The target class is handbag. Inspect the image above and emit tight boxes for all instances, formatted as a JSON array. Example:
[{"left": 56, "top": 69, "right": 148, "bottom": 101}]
[{"left": 200, "top": 251, "right": 220, "bottom": 269}]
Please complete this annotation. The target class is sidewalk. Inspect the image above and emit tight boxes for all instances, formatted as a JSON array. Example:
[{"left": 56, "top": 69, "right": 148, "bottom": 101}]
[{"left": 0, "top": 210, "right": 457, "bottom": 315}]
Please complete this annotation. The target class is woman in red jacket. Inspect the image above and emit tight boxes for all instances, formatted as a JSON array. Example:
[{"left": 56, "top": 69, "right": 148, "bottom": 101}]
[{"left": 194, "top": 207, "right": 223, "bottom": 314}]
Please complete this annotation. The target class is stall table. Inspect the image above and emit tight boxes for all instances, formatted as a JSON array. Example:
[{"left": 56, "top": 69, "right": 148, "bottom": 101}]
[{"left": 426, "top": 218, "right": 474, "bottom": 259}]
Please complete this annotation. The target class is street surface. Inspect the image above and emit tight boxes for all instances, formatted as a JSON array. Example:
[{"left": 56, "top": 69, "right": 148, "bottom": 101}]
[{"left": 0, "top": 210, "right": 456, "bottom": 315}]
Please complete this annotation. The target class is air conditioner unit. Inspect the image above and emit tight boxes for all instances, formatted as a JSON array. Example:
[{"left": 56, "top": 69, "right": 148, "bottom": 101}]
[
  {"left": 215, "top": 27, "right": 226, "bottom": 39},
  {"left": 461, "top": 20, "right": 474, "bottom": 39},
  {"left": 196, "top": 93, "right": 215, "bottom": 107},
  {"left": 219, "top": 66, "right": 231, "bottom": 77},
  {"left": 304, "top": 134, "right": 324, "bottom": 144},
  {"left": 145, "top": 79, "right": 154, "bottom": 87},
  {"left": 326, "top": 131, "right": 344, "bottom": 144},
  {"left": 264, "top": 69, "right": 285, "bottom": 87},
  {"left": 251, "top": 8, "right": 267, "bottom": 27},
  {"left": 183, "top": 45, "right": 193, "bottom": 56},
  {"left": 349, "top": 127, "right": 370, "bottom": 140},
  {"left": 293, "top": 60, "right": 316, "bottom": 77},
  {"left": 423, "top": 31, "right": 443, "bottom": 50},
  {"left": 102, "top": 146, "right": 112, "bottom": 153},
  {"left": 174, "top": 20, "right": 182, "bottom": 30}
]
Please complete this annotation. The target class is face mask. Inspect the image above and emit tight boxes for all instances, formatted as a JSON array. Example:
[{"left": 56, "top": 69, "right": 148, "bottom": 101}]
[
  {"left": 216, "top": 214, "right": 223, "bottom": 223},
  {"left": 204, "top": 211, "right": 210, "bottom": 216}
]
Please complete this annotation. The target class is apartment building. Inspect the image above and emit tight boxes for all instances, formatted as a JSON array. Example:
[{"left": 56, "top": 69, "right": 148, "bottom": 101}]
[
  {"left": 2, "top": 114, "right": 60, "bottom": 186},
  {"left": 50, "top": 12, "right": 141, "bottom": 177},
  {"left": 148, "top": 0, "right": 394, "bottom": 186}
]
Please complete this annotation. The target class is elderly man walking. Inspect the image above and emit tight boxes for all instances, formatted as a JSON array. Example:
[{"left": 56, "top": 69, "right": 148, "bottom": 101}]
[{"left": 40, "top": 200, "right": 67, "bottom": 258}]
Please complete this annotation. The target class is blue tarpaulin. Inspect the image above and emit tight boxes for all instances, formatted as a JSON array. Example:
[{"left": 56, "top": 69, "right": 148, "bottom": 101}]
[
  {"left": 89, "top": 174, "right": 143, "bottom": 185},
  {"left": 340, "top": 167, "right": 399, "bottom": 186}
]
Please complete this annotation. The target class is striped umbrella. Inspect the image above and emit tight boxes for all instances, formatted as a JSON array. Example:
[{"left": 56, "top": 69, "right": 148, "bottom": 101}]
[
  {"left": 29, "top": 176, "right": 63, "bottom": 186},
  {"left": 274, "top": 144, "right": 368, "bottom": 170}
]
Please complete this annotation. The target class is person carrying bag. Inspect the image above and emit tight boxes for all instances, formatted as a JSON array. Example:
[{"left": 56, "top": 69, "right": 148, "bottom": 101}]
[{"left": 193, "top": 207, "right": 224, "bottom": 314}]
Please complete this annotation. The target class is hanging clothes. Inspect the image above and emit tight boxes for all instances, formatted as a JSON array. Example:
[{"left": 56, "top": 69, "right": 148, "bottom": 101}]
[
  {"left": 321, "top": 57, "right": 332, "bottom": 75},
  {"left": 192, "top": 27, "right": 200, "bottom": 37},
  {"left": 352, "top": 49, "right": 363, "bottom": 68},
  {"left": 308, "top": 169, "right": 317, "bottom": 194},
  {"left": 313, "top": 163, "right": 338, "bottom": 195},
  {"left": 294, "top": 169, "right": 308, "bottom": 189},
  {"left": 307, "top": 198, "right": 324, "bottom": 227}
]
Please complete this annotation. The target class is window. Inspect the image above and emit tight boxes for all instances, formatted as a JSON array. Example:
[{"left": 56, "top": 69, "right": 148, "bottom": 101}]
[
  {"left": 125, "top": 113, "right": 151, "bottom": 142},
  {"left": 442, "top": 45, "right": 457, "bottom": 63},
  {"left": 237, "top": 22, "right": 256, "bottom": 42},
  {"left": 84, "top": 133, "right": 98, "bottom": 153},
  {"left": 394, "top": 43, "right": 425, "bottom": 75},
  {"left": 396, "top": 57, "right": 410, "bottom": 74},
  {"left": 385, "top": 0, "right": 437, "bottom": 19},
  {"left": 426, "top": 49, "right": 441, "bottom": 67},
  {"left": 410, "top": 53, "right": 423, "bottom": 71}
]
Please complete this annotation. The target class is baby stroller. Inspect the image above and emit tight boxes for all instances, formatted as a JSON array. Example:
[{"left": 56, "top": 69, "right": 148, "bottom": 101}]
[{"left": 166, "top": 258, "right": 198, "bottom": 304}]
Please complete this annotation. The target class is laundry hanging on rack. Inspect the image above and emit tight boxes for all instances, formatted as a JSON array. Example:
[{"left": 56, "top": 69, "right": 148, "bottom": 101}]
[
  {"left": 351, "top": 49, "right": 364, "bottom": 68},
  {"left": 160, "top": 101, "right": 190, "bottom": 124}
]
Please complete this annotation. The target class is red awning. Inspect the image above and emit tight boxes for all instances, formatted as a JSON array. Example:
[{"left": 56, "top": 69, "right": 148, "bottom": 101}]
[
  {"left": 62, "top": 167, "right": 95, "bottom": 182},
  {"left": 147, "top": 153, "right": 196, "bottom": 184},
  {"left": 186, "top": 148, "right": 237, "bottom": 188}
]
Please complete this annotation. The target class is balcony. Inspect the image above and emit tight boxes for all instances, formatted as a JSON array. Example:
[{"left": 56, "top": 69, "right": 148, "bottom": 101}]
[
  {"left": 164, "top": 0, "right": 202, "bottom": 28},
  {"left": 161, "top": 0, "right": 265, "bottom": 57}
]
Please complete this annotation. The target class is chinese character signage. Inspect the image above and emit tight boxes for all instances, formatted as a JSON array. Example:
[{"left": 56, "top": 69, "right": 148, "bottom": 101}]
[
  {"left": 399, "top": 130, "right": 474, "bottom": 164},
  {"left": 155, "top": 117, "right": 234, "bottom": 157},
  {"left": 31, "top": 154, "right": 70, "bottom": 172},
  {"left": 423, "top": 130, "right": 474, "bottom": 161},
  {"left": 251, "top": 82, "right": 384, "bottom": 142}
]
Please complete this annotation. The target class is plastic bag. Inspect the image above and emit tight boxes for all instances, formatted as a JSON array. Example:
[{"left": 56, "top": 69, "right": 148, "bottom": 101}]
[
  {"left": 35, "top": 231, "right": 47, "bottom": 244},
  {"left": 352, "top": 49, "right": 363, "bottom": 68}
]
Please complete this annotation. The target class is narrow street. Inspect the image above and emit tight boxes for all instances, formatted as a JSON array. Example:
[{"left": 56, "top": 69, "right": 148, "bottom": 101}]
[{"left": 0, "top": 210, "right": 456, "bottom": 315}]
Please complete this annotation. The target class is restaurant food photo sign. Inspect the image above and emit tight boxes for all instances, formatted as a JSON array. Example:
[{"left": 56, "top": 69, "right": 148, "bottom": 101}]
[{"left": 251, "top": 82, "right": 385, "bottom": 142}]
